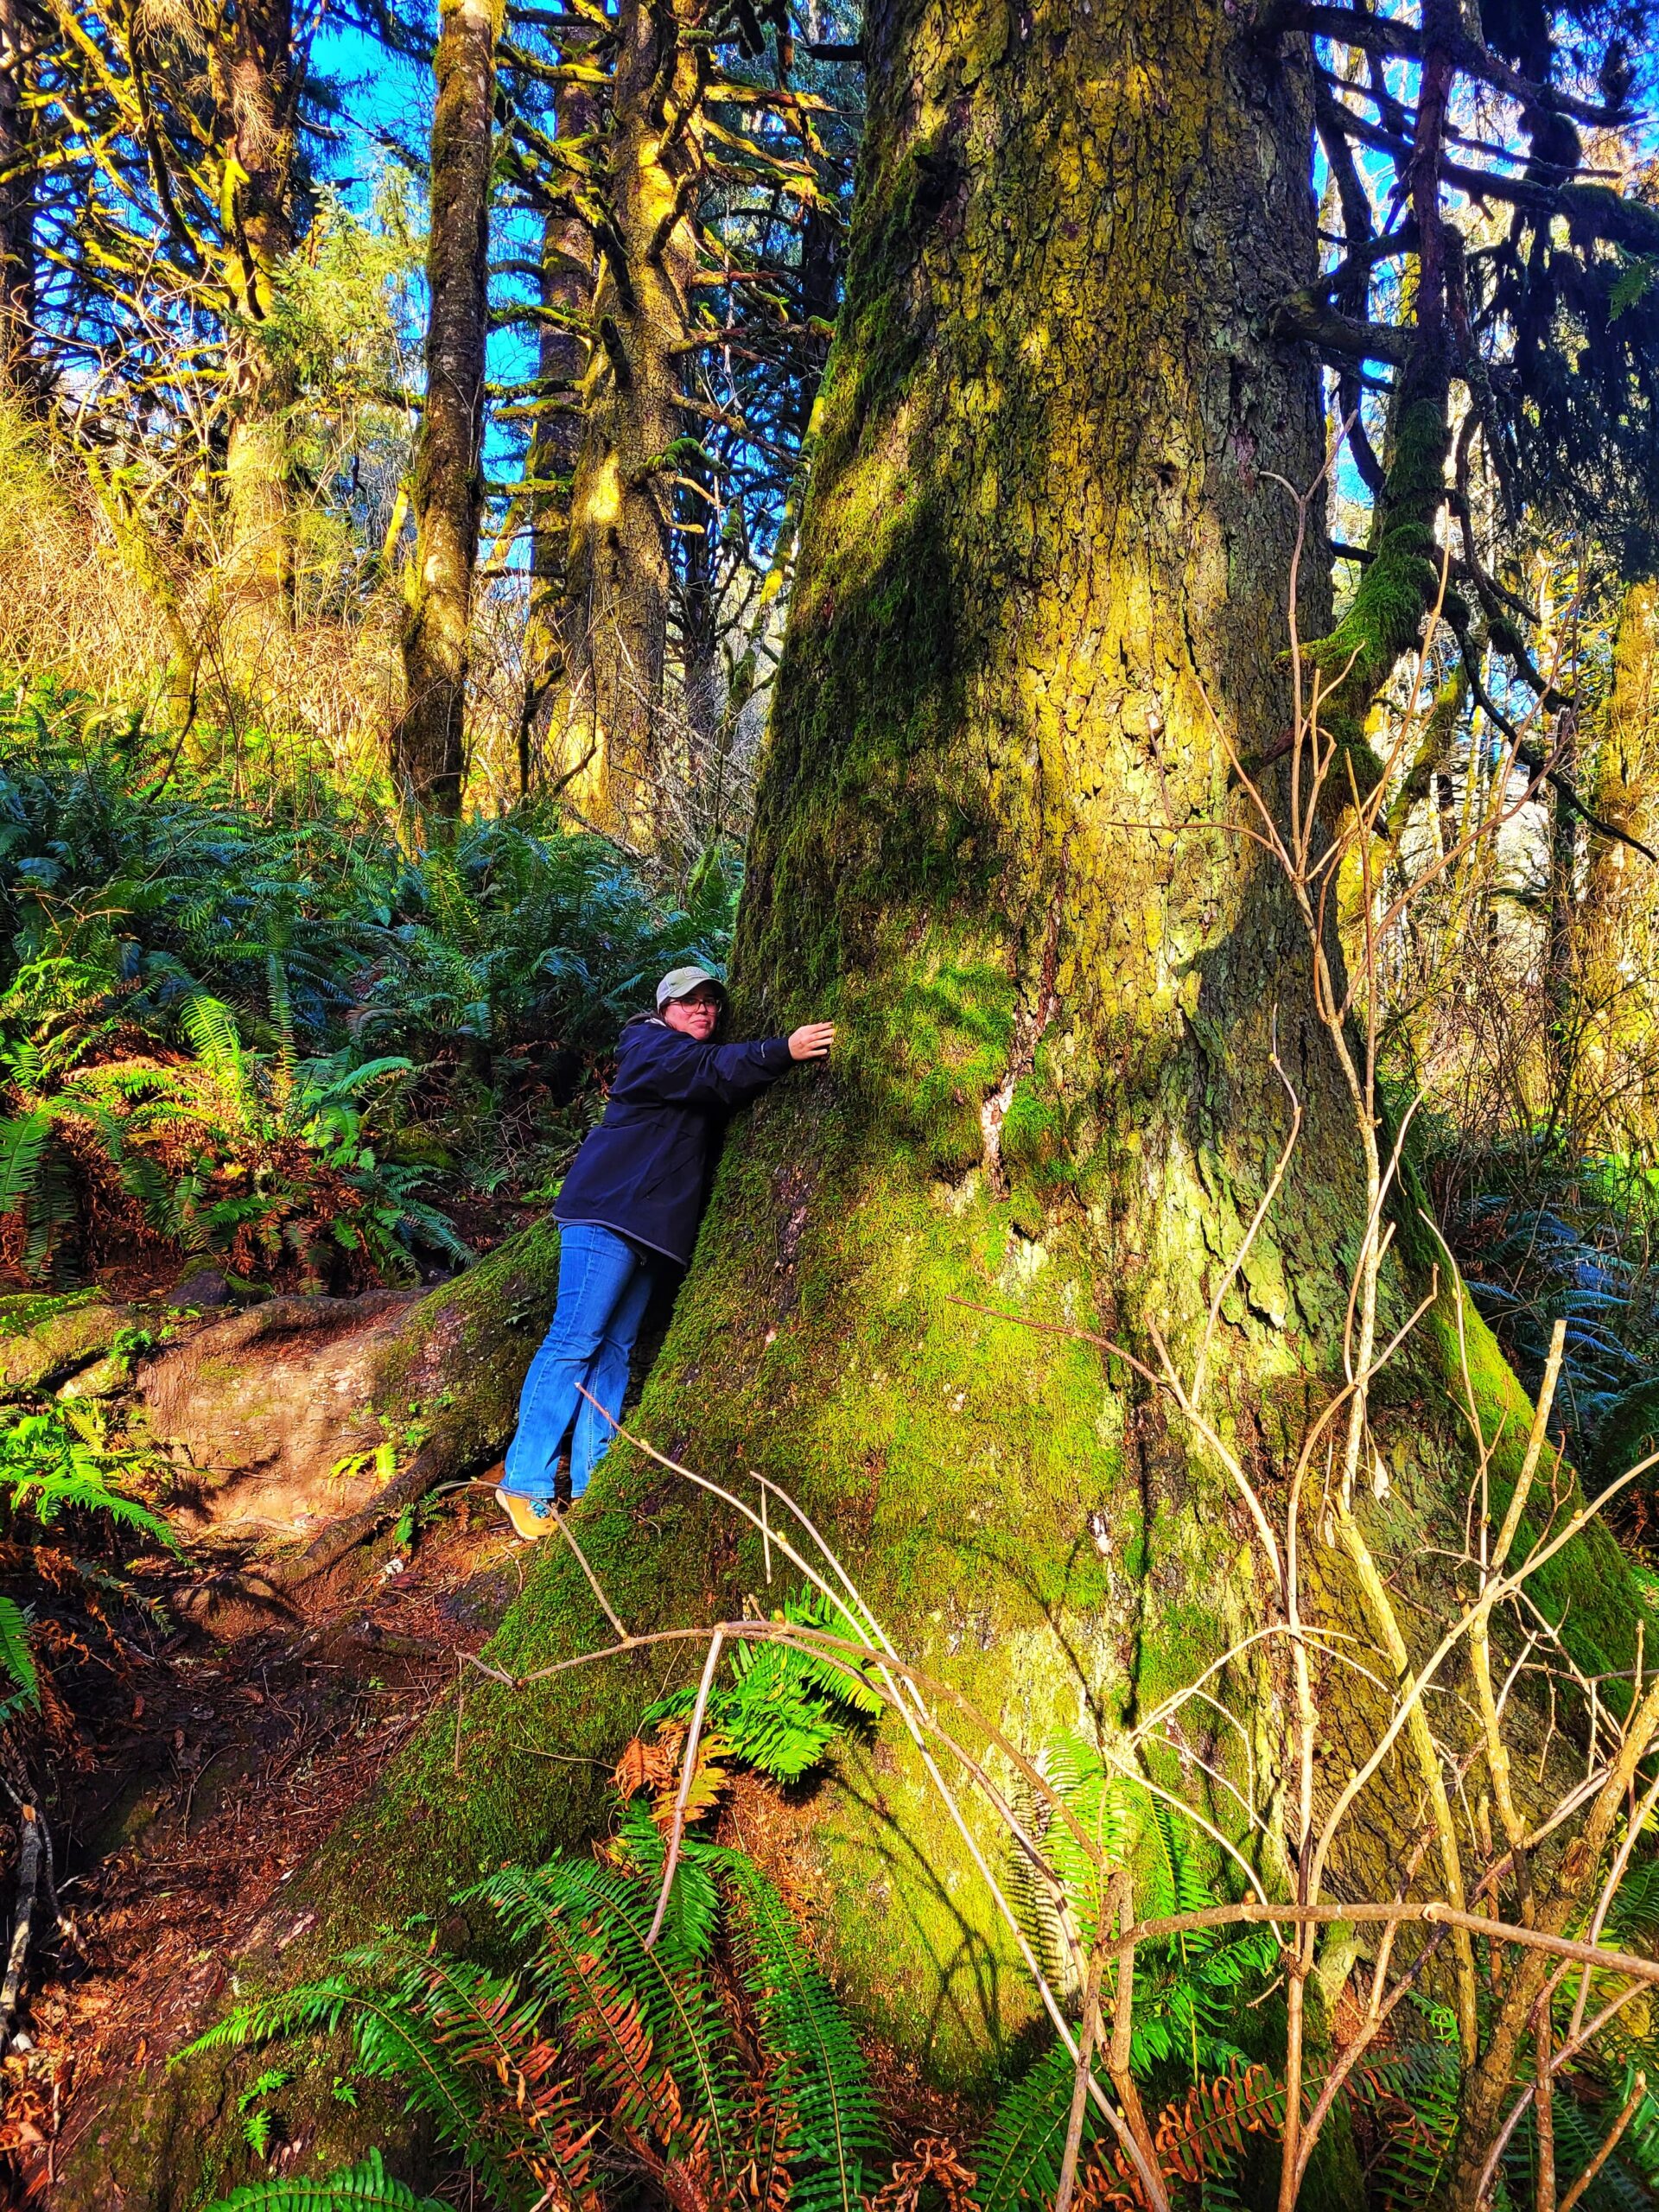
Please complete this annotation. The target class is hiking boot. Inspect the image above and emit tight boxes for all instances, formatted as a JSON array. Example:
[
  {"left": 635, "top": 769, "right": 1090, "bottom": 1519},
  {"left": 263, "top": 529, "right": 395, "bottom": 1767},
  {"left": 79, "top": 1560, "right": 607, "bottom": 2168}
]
[{"left": 495, "top": 1484, "right": 554, "bottom": 1541}]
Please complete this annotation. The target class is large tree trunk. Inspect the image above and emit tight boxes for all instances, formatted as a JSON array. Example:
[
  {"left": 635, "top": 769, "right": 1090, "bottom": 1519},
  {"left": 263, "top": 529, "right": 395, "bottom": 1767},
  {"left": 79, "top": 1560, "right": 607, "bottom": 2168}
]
[
  {"left": 331, "top": 0, "right": 1373, "bottom": 2035},
  {"left": 372, "top": 0, "right": 1635, "bottom": 2044},
  {"left": 549, "top": 0, "right": 702, "bottom": 840},
  {"left": 518, "top": 80, "right": 598, "bottom": 794},
  {"left": 393, "top": 0, "right": 502, "bottom": 820}
]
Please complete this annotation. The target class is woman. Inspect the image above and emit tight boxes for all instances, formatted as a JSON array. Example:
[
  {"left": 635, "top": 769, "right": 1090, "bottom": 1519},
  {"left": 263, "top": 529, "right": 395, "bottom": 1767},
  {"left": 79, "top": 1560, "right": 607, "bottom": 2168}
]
[{"left": 495, "top": 965, "right": 835, "bottom": 1535}]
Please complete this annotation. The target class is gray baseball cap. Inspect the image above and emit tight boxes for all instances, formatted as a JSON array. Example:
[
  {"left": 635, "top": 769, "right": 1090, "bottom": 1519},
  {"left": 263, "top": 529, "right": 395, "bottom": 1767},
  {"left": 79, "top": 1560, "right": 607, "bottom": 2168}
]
[{"left": 656, "top": 964, "right": 728, "bottom": 1009}]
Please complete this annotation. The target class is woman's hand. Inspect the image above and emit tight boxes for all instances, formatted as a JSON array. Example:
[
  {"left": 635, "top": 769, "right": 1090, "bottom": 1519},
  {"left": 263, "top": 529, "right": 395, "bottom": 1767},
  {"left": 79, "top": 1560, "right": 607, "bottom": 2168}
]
[{"left": 788, "top": 1021, "right": 836, "bottom": 1062}]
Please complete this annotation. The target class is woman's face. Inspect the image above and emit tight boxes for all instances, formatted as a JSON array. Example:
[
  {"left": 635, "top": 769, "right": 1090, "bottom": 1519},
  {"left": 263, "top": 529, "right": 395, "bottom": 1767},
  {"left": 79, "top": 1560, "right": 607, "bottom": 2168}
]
[{"left": 662, "top": 986, "right": 721, "bottom": 1039}]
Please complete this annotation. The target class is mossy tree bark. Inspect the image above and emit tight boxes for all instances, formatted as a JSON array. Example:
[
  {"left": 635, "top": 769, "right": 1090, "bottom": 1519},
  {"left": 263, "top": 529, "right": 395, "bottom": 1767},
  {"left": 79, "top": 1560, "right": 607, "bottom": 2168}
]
[
  {"left": 519, "top": 79, "right": 598, "bottom": 792},
  {"left": 393, "top": 0, "right": 503, "bottom": 820},
  {"left": 549, "top": 0, "right": 702, "bottom": 840}
]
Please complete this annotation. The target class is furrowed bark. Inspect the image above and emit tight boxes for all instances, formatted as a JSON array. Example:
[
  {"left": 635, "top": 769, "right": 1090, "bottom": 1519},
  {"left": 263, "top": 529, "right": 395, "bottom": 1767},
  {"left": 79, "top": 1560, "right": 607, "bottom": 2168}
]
[
  {"left": 550, "top": 0, "right": 702, "bottom": 839},
  {"left": 394, "top": 0, "right": 504, "bottom": 820}
]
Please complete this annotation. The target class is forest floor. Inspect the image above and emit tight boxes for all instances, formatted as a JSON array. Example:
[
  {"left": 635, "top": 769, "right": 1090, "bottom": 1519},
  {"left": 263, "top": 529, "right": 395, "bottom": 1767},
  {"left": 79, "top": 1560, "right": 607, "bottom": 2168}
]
[{"left": 0, "top": 1467, "right": 526, "bottom": 2204}]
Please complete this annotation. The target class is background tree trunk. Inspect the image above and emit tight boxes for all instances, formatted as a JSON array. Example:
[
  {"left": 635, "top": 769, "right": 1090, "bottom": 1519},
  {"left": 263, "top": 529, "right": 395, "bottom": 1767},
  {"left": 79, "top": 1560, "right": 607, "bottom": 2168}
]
[
  {"left": 0, "top": 0, "right": 35, "bottom": 392},
  {"left": 518, "top": 79, "right": 598, "bottom": 794},
  {"left": 393, "top": 0, "right": 502, "bottom": 820},
  {"left": 1573, "top": 582, "right": 1659, "bottom": 1146},
  {"left": 1542, "top": 709, "right": 1581, "bottom": 1137},
  {"left": 216, "top": 0, "right": 297, "bottom": 641},
  {"left": 550, "top": 0, "right": 702, "bottom": 839}
]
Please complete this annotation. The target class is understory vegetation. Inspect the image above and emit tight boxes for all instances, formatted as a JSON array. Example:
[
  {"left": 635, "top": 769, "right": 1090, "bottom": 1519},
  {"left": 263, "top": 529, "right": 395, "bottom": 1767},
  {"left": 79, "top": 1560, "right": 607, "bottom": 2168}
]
[
  {"left": 178, "top": 1589, "right": 1659, "bottom": 2212},
  {"left": 0, "top": 681, "right": 738, "bottom": 1290}
]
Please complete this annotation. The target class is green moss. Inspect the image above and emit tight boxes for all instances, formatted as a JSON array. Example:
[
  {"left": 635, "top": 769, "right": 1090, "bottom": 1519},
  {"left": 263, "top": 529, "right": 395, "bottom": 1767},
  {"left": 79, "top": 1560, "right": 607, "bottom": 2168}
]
[
  {"left": 0, "top": 1291, "right": 133, "bottom": 1396},
  {"left": 1306, "top": 397, "right": 1452, "bottom": 766},
  {"left": 367, "top": 1217, "right": 563, "bottom": 1463},
  {"left": 0, "top": 1290, "right": 92, "bottom": 1341},
  {"left": 1000, "top": 1077, "right": 1063, "bottom": 1175}
]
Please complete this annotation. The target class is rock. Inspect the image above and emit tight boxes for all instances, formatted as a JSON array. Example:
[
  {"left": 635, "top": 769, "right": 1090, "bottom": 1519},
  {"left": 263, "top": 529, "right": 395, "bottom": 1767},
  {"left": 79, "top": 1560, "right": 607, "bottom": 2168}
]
[
  {"left": 137, "top": 1223, "right": 562, "bottom": 1588},
  {"left": 0, "top": 1293, "right": 137, "bottom": 1398},
  {"left": 169, "top": 1268, "right": 232, "bottom": 1310}
]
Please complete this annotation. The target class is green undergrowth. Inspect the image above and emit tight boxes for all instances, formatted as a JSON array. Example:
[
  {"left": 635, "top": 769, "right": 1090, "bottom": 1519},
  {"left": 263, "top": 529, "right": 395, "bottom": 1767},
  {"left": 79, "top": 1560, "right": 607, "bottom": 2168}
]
[
  {"left": 178, "top": 1606, "right": 1346, "bottom": 2212},
  {"left": 180, "top": 1605, "right": 1659, "bottom": 2209},
  {"left": 1435, "top": 1130, "right": 1659, "bottom": 1501},
  {"left": 0, "top": 678, "right": 737, "bottom": 1290},
  {"left": 0, "top": 1396, "right": 182, "bottom": 1916}
]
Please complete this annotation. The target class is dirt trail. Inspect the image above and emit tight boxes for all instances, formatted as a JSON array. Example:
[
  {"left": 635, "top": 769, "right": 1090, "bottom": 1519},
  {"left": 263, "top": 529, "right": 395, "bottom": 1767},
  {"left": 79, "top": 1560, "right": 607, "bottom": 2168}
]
[{"left": 0, "top": 1479, "right": 524, "bottom": 2203}]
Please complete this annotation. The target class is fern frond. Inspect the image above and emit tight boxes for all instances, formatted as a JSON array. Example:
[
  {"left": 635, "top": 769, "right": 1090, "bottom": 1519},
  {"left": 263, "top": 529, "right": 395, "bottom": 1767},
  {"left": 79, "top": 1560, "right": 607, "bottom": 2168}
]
[
  {"left": 1353, "top": 2024, "right": 1460, "bottom": 2211},
  {"left": 0, "top": 1110, "right": 52, "bottom": 1214},
  {"left": 473, "top": 1853, "right": 741, "bottom": 2188},
  {"left": 1152, "top": 2062, "right": 1285, "bottom": 2185},
  {"left": 0, "top": 1450, "right": 178, "bottom": 1548},
  {"left": 642, "top": 1586, "right": 880, "bottom": 1786},
  {"left": 0, "top": 1596, "right": 39, "bottom": 1709},
  {"left": 1546, "top": 2085, "right": 1655, "bottom": 2212},
  {"left": 972, "top": 2041, "right": 1103, "bottom": 2212},
  {"left": 181, "top": 1952, "right": 587, "bottom": 2211},
  {"left": 202, "top": 2147, "right": 447, "bottom": 2212},
  {"left": 721, "top": 1853, "right": 886, "bottom": 2212},
  {"left": 180, "top": 991, "right": 246, "bottom": 1079}
]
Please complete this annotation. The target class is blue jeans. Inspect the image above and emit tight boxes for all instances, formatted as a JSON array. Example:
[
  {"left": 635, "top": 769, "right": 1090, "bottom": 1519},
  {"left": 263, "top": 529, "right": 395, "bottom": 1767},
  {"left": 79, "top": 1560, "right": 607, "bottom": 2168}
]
[{"left": 503, "top": 1224, "right": 657, "bottom": 1502}]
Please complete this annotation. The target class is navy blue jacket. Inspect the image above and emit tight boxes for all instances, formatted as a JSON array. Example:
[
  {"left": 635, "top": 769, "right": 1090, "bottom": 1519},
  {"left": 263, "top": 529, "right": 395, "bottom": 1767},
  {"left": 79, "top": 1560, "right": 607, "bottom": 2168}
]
[{"left": 554, "top": 1014, "right": 793, "bottom": 1265}]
